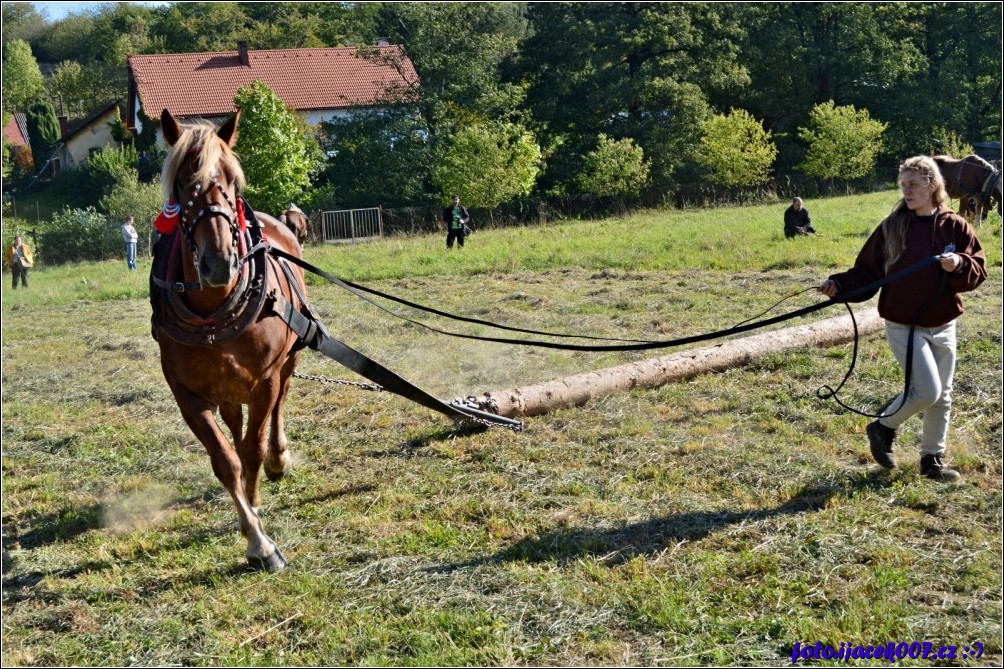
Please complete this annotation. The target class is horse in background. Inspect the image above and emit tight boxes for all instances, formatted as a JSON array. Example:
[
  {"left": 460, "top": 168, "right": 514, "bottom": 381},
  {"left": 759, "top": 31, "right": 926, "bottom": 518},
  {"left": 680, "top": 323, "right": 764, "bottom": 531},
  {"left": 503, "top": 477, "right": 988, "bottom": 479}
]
[
  {"left": 279, "top": 203, "right": 309, "bottom": 244},
  {"left": 152, "top": 108, "right": 309, "bottom": 572},
  {"left": 933, "top": 154, "right": 1002, "bottom": 227}
]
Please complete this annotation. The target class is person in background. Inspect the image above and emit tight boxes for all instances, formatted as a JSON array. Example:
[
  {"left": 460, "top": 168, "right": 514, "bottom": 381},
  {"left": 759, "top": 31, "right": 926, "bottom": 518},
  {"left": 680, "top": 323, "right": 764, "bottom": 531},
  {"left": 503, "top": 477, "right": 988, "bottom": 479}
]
[
  {"left": 818, "top": 156, "right": 986, "bottom": 483},
  {"left": 121, "top": 216, "right": 139, "bottom": 270},
  {"left": 784, "top": 197, "right": 816, "bottom": 238},
  {"left": 5, "top": 234, "right": 34, "bottom": 289},
  {"left": 443, "top": 195, "right": 470, "bottom": 249}
]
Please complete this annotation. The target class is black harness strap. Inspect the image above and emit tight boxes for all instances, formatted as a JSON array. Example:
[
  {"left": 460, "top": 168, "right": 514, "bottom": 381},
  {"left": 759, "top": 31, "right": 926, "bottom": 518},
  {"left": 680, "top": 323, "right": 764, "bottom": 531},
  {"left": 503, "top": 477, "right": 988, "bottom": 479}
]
[{"left": 268, "top": 288, "right": 524, "bottom": 430}]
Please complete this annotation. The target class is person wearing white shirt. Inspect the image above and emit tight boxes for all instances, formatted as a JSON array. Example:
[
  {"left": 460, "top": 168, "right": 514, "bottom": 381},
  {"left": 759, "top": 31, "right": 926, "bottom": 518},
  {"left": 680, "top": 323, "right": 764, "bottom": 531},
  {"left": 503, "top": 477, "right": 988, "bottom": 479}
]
[{"left": 121, "top": 216, "right": 139, "bottom": 270}]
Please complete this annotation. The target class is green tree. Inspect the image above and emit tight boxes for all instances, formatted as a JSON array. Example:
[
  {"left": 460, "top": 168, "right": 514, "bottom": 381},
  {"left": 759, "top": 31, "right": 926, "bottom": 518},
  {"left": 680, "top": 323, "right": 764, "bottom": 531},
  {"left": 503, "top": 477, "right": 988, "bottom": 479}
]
[
  {"left": 313, "top": 5, "right": 530, "bottom": 209},
  {"left": 35, "top": 13, "right": 97, "bottom": 64},
  {"left": 517, "top": 3, "right": 749, "bottom": 192},
  {"left": 376, "top": 4, "right": 530, "bottom": 135},
  {"left": 727, "top": 3, "right": 1001, "bottom": 165},
  {"left": 154, "top": 2, "right": 253, "bottom": 54},
  {"left": 237, "top": 2, "right": 382, "bottom": 48},
  {"left": 233, "top": 80, "right": 320, "bottom": 214},
  {"left": 577, "top": 134, "right": 650, "bottom": 197},
  {"left": 47, "top": 61, "right": 86, "bottom": 116},
  {"left": 25, "top": 100, "right": 60, "bottom": 171},
  {"left": 798, "top": 101, "right": 886, "bottom": 180},
  {"left": 432, "top": 121, "right": 541, "bottom": 209},
  {"left": 319, "top": 109, "right": 433, "bottom": 208},
  {"left": 1, "top": 2, "right": 49, "bottom": 48},
  {"left": 697, "top": 109, "right": 778, "bottom": 187},
  {"left": 2, "top": 39, "right": 46, "bottom": 111}
]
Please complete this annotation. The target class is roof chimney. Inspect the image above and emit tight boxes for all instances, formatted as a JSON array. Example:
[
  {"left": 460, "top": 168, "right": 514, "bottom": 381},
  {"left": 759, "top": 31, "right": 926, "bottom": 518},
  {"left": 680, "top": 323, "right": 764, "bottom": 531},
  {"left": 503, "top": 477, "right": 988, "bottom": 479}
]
[
  {"left": 58, "top": 115, "right": 69, "bottom": 138},
  {"left": 376, "top": 39, "right": 390, "bottom": 47},
  {"left": 238, "top": 40, "right": 249, "bottom": 66}
]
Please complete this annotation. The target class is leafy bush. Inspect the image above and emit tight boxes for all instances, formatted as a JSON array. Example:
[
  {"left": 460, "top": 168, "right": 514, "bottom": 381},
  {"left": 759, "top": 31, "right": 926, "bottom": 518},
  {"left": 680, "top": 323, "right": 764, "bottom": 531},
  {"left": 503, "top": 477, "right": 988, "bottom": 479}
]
[
  {"left": 82, "top": 144, "right": 138, "bottom": 194},
  {"left": 39, "top": 207, "right": 120, "bottom": 264},
  {"left": 697, "top": 109, "right": 778, "bottom": 187},
  {"left": 48, "top": 144, "right": 139, "bottom": 209},
  {"left": 99, "top": 175, "right": 163, "bottom": 256},
  {"left": 798, "top": 101, "right": 886, "bottom": 180},
  {"left": 929, "top": 129, "right": 973, "bottom": 159},
  {"left": 433, "top": 121, "right": 541, "bottom": 208},
  {"left": 576, "top": 134, "right": 650, "bottom": 197}
]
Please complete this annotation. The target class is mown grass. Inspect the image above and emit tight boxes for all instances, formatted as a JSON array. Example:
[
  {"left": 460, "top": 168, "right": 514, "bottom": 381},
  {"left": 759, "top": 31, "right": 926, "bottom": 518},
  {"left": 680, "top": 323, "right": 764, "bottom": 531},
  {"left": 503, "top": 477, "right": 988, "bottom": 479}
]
[{"left": 2, "top": 191, "right": 1001, "bottom": 666}]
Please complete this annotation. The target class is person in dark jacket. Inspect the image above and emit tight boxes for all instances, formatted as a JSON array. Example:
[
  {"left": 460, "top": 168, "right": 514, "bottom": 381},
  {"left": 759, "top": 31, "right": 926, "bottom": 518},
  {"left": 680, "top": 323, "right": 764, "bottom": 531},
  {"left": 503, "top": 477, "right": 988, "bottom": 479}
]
[
  {"left": 784, "top": 197, "right": 816, "bottom": 237},
  {"left": 443, "top": 195, "right": 470, "bottom": 249},
  {"left": 818, "top": 156, "right": 987, "bottom": 482}
]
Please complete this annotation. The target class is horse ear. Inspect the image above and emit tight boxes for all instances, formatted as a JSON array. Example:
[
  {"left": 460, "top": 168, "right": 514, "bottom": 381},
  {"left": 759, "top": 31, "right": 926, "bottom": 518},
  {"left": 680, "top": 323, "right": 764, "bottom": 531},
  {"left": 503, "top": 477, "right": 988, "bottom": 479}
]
[
  {"left": 161, "top": 109, "right": 182, "bottom": 146},
  {"left": 218, "top": 110, "right": 240, "bottom": 147}
]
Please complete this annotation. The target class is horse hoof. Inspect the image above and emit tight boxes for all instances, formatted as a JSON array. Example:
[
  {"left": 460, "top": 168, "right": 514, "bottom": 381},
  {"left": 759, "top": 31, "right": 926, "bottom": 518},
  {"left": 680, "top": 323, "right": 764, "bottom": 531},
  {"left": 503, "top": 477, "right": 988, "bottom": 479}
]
[
  {"left": 265, "top": 467, "right": 288, "bottom": 482},
  {"left": 265, "top": 452, "right": 292, "bottom": 481},
  {"left": 248, "top": 548, "right": 287, "bottom": 573}
]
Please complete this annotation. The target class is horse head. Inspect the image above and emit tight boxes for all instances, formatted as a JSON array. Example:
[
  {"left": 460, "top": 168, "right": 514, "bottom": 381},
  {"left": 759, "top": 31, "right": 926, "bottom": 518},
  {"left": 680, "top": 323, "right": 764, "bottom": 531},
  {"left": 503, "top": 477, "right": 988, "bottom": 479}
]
[
  {"left": 279, "top": 203, "right": 309, "bottom": 244},
  {"left": 161, "top": 109, "right": 246, "bottom": 289}
]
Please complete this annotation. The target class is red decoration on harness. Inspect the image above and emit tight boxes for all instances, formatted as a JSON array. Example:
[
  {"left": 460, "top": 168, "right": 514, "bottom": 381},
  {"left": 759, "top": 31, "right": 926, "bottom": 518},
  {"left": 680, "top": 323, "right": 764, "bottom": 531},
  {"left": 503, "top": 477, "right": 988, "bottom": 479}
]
[
  {"left": 236, "top": 196, "right": 248, "bottom": 233},
  {"left": 153, "top": 199, "right": 181, "bottom": 234}
]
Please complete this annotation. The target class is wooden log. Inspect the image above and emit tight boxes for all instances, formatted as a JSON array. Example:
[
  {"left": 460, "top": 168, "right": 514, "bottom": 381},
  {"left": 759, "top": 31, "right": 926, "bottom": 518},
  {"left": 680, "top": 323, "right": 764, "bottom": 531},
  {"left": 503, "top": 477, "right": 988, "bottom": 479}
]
[{"left": 481, "top": 307, "right": 884, "bottom": 418}]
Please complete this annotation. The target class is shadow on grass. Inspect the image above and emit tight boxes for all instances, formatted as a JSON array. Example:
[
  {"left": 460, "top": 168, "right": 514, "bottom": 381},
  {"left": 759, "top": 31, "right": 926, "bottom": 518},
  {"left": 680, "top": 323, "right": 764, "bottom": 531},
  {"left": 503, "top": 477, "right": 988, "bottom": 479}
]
[
  {"left": 361, "top": 423, "right": 491, "bottom": 457},
  {"left": 428, "top": 472, "right": 897, "bottom": 572},
  {"left": 276, "top": 482, "right": 379, "bottom": 509},
  {"left": 3, "top": 503, "right": 104, "bottom": 551}
]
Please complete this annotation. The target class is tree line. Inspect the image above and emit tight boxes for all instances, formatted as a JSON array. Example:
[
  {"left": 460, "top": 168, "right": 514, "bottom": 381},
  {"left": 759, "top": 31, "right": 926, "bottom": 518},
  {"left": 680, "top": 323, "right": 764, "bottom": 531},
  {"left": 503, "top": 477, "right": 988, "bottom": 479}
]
[{"left": 2, "top": 1, "right": 1001, "bottom": 214}]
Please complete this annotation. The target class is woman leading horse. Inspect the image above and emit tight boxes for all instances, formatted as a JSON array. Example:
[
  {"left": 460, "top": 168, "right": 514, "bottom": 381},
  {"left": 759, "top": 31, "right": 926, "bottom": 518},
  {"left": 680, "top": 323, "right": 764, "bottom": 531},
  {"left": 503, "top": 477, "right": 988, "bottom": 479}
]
[{"left": 153, "top": 108, "right": 308, "bottom": 572}]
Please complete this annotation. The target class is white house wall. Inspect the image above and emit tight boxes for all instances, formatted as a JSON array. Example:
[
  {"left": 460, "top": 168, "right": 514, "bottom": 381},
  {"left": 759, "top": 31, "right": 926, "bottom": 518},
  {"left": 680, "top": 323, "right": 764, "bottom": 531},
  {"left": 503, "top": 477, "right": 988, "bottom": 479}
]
[{"left": 61, "top": 110, "right": 119, "bottom": 169}]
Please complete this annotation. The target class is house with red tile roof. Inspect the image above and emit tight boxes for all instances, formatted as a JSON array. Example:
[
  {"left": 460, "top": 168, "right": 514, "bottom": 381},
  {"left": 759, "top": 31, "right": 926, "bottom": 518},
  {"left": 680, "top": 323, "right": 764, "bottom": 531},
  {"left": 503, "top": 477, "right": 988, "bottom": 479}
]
[
  {"left": 127, "top": 42, "right": 419, "bottom": 142},
  {"left": 4, "top": 113, "right": 30, "bottom": 151},
  {"left": 4, "top": 112, "right": 33, "bottom": 170},
  {"left": 54, "top": 99, "right": 124, "bottom": 171}
]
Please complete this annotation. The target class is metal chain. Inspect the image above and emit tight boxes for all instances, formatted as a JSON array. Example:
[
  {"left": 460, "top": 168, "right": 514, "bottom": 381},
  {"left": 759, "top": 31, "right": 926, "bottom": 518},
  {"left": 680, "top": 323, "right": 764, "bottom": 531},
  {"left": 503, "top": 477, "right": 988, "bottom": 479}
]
[
  {"left": 450, "top": 395, "right": 522, "bottom": 432},
  {"left": 292, "top": 375, "right": 520, "bottom": 431},
  {"left": 292, "top": 372, "right": 384, "bottom": 391}
]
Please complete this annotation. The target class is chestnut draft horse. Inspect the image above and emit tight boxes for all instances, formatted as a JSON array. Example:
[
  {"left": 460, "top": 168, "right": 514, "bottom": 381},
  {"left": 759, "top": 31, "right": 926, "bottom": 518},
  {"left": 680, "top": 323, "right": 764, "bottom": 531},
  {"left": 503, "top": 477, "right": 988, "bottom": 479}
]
[
  {"left": 153, "top": 109, "right": 307, "bottom": 572},
  {"left": 933, "top": 154, "right": 1002, "bottom": 226},
  {"left": 279, "top": 203, "right": 309, "bottom": 244}
]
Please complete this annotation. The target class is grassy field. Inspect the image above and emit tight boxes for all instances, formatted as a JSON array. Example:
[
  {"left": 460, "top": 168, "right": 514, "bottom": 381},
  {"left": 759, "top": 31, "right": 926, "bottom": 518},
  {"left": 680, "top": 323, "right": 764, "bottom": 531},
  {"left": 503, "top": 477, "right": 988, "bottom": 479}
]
[{"left": 2, "top": 191, "right": 1001, "bottom": 666}]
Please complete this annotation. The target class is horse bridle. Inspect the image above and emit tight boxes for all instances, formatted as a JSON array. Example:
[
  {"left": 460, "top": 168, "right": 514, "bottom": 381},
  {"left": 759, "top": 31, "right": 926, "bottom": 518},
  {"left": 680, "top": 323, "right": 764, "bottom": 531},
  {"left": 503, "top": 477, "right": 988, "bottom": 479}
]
[{"left": 175, "top": 168, "right": 243, "bottom": 256}]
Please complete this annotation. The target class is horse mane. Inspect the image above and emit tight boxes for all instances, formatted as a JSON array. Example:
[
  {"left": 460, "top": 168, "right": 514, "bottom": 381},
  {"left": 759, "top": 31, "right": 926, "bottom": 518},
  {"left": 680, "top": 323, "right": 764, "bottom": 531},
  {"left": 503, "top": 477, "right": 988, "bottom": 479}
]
[
  {"left": 933, "top": 153, "right": 995, "bottom": 171},
  {"left": 964, "top": 153, "right": 995, "bottom": 171},
  {"left": 161, "top": 121, "right": 246, "bottom": 202}
]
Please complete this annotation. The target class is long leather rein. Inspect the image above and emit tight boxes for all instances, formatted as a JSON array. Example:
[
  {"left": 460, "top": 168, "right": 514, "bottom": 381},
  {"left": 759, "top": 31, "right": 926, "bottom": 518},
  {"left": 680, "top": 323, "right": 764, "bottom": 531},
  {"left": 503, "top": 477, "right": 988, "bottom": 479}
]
[
  {"left": 271, "top": 248, "right": 946, "bottom": 422},
  {"left": 152, "top": 187, "right": 945, "bottom": 428}
]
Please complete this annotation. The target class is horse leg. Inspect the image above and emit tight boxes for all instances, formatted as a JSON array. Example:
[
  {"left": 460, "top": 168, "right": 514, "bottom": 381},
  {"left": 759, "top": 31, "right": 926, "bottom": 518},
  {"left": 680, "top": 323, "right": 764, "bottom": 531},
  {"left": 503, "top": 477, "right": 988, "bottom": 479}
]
[
  {"left": 173, "top": 386, "right": 286, "bottom": 572},
  {"left": 265, "top": 360, "right": 296, "bottom": 481},
  {"left": 219, "top": 401, "right": 243, "bottom": 445},
  {"left": 239, "top": 378, "right": 281, "bottom": 516}
]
